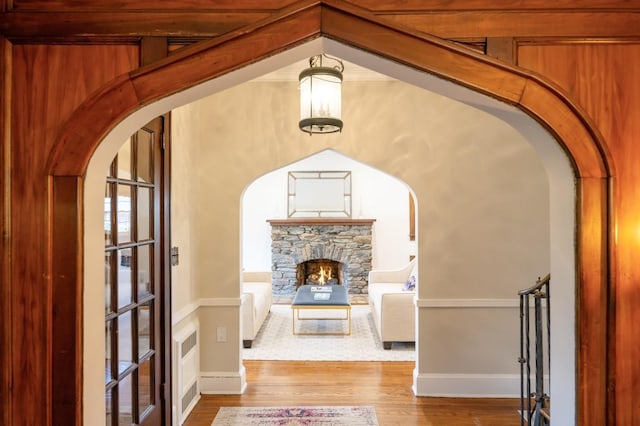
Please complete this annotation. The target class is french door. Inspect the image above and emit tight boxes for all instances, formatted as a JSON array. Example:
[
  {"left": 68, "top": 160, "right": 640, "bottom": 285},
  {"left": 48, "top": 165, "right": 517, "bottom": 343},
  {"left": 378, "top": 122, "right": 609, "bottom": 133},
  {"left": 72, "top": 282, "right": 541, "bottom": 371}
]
[{"left": 104, "top": 116, "right": 170, "bottom": 425}]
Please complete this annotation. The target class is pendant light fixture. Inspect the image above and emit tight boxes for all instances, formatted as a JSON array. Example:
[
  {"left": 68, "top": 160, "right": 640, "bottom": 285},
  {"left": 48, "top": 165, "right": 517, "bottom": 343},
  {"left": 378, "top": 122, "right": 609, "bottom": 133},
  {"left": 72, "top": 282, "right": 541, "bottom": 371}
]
[{"left": 298, "top": 54, "right": 344, "bottom": 135}]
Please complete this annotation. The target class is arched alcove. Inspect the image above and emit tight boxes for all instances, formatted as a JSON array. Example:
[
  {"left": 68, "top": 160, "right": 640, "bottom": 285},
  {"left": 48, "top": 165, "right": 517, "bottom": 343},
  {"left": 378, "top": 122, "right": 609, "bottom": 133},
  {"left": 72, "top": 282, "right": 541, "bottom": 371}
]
[
  {"left": 241, "top": 149, "right": 415, "bottom": 273},
  {"left": 47, "top": 3, "right": 609, "bottom": 425}
]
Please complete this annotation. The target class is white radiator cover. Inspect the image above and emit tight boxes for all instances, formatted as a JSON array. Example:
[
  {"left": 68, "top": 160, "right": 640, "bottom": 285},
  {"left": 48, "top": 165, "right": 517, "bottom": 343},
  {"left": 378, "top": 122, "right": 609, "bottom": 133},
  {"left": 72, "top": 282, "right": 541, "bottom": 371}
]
[{"left": 173, "top": 322, "right": 200, "bottom": 425}]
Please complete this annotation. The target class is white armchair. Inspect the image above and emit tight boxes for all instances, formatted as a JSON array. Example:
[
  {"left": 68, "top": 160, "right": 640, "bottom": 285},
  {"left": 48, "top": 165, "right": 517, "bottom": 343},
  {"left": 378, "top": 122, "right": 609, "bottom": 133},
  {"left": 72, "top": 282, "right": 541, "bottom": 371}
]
[
  {"left": 367, "top": 259, "right": 416, "bottom": 349},
  {"left": 241, "top": 272, "right": 273, "bottom": 348}
]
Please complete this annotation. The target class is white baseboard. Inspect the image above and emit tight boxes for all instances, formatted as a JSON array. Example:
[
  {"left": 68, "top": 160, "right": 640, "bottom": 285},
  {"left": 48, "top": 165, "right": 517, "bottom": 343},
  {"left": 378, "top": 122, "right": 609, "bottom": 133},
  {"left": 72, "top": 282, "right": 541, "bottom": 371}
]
[
  {"left": 200, "top": 366, "right": 247, "bottom": 395},
  {"left": 413, "top": 372, "right": 520, "bottom": 397}
]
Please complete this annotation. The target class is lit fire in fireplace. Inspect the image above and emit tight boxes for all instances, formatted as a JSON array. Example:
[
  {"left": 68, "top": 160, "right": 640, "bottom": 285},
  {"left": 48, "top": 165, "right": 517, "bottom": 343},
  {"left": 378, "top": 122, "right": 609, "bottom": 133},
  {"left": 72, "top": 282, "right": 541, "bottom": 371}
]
[
  {"left": 318, "top": 266, "right": 332, "bottom": 285},
  {"left": 296, "top": 259, "right": 342, "bottom": 288}
]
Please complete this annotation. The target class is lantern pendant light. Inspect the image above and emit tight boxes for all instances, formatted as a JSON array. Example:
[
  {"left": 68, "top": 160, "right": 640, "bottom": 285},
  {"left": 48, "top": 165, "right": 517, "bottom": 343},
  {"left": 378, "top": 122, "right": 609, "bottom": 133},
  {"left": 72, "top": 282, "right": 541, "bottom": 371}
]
[{"left": 298, "top": 54, "right": 344, "bottom": 135}]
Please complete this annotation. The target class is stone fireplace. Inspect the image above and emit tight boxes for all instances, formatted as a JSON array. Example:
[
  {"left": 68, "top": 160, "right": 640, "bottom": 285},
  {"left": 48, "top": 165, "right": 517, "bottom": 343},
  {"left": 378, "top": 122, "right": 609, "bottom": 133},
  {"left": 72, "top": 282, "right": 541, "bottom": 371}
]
[{"left": 268, "top": 218, "right": 375, "bottom": 295}]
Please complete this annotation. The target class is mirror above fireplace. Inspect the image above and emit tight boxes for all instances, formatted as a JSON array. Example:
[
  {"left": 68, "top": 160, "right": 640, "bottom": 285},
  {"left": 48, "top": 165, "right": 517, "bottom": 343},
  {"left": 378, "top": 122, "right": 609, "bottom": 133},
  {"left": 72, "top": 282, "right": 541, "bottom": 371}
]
[{"left": 288, "top": 171, "right": 351, "bottom": 218}]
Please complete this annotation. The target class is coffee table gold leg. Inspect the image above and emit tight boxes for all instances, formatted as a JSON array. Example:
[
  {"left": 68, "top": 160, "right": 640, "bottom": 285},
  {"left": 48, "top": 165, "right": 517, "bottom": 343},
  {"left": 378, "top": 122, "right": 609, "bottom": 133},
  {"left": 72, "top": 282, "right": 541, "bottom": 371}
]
[
  {"left": 292, "top": 308, "right": 296, "bottom": 335},
  {"left": 291, "top": 306, "right": 352, "bottom": 336}
]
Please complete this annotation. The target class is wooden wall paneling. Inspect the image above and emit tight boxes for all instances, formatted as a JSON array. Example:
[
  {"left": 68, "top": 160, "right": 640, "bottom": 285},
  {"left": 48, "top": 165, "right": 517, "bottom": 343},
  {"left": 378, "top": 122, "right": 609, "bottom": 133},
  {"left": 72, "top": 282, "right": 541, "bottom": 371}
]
[
  {"left": 10, "top": 44, "right": 139, "bottom": 425},
  {"left": 517, "top": 40, "right": 640, "bottom": 425},
  {"left": 605, "top": 44, "right": 640, "bottom": 425},
  {"left": 11, "top": 44, "right": 57, "bottom": 426},
  {"left": 0, "top": 36, "right": 12, "bottom": 426}
]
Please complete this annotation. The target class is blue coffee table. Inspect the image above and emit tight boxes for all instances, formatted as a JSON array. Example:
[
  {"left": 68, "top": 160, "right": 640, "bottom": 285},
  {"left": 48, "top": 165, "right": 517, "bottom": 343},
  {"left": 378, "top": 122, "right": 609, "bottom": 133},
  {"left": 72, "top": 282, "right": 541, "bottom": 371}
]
[{"left": 291, "top": 285, "right": 351, "bottom": 335}]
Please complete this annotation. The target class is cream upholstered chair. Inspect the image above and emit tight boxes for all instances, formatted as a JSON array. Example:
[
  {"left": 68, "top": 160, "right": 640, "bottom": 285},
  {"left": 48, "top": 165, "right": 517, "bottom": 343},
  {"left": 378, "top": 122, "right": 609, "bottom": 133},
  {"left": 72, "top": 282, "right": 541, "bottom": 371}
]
[
  {"left": 367, "top": 259, "right": 416, "bottom": 349},
  {"left": 241, "top": 272, "right": 273, "bottom": 348}
]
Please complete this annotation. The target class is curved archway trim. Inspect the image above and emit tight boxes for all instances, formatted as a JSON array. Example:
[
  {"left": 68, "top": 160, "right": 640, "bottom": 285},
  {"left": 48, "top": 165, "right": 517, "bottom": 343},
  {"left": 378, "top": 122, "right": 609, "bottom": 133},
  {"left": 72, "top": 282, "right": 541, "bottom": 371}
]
[{"left": 47, "top": 1, "right": 610, "bottom": 425}]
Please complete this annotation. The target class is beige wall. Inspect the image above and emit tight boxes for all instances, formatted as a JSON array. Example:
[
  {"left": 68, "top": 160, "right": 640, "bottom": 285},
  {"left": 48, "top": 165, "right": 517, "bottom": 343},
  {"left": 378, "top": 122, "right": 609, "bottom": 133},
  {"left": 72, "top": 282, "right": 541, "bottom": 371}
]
[
  {"left": 171, "top": 102, "right": 199, "bottom": 313},
  {"left": 169, "top": 78, "right": 550, "bottom": 380}
]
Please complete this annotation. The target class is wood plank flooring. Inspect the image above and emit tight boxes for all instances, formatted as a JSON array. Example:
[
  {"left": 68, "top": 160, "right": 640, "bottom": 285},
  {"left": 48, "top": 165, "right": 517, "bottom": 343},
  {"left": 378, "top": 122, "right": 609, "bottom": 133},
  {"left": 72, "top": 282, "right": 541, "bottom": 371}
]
[{"left": 183, "top": 361, "right": 521, "bottom": 426}]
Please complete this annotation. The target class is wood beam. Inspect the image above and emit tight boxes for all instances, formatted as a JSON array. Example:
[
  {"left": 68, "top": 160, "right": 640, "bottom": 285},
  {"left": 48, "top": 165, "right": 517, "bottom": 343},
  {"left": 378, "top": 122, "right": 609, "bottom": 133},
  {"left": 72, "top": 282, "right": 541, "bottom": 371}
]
[{"left": 1, "top": 9, "right": 639, "bottom": 40}]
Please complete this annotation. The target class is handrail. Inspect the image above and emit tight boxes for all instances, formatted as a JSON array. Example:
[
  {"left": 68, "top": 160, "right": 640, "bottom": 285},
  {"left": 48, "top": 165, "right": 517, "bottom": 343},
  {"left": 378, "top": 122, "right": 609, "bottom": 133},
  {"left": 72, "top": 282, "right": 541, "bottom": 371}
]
[{"left": 518, "top": 273, "right": 551, "bottom": 296}]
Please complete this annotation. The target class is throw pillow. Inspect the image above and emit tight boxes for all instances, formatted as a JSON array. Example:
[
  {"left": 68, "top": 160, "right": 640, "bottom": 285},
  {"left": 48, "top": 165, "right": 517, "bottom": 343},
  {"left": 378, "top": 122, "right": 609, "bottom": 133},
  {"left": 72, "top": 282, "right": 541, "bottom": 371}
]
[{"left": 403, "top": 275, "right": 416, "bottom": 291}]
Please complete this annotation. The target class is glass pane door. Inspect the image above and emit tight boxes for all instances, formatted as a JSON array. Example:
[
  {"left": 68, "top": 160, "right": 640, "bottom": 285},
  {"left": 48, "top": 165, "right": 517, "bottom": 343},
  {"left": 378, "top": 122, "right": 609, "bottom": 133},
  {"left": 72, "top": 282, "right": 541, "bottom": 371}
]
[{"left": 105, "top": 118, "right": 164, "bottom": 425}]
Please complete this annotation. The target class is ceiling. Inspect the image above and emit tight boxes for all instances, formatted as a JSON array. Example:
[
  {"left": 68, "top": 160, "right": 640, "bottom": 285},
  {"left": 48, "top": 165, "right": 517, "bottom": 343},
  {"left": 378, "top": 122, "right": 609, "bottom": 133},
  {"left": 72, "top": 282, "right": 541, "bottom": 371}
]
[{"left": 251, "top": 58, "right": 394, "bottom": 82}]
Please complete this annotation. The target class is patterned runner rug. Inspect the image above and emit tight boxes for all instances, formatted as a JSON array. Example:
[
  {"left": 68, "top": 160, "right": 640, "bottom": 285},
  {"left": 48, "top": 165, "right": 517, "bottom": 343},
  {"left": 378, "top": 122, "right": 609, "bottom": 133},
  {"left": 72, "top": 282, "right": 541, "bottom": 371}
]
[
  {"left": 211, "top": 406, "right": 378, "bottom": 425},
  {"left": 243, "top": 304, "right": 414, "bottom": 361}
]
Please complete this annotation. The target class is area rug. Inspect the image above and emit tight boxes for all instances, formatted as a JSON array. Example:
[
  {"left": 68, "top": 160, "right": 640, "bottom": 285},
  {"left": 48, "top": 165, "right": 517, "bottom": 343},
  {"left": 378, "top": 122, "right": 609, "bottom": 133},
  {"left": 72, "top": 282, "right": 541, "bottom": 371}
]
[
  {"left": 243, "top": 304, "right": 414, "bottom": 361},
  {"left": 212, "top": 406, "right": 378, "bottom": 425}
]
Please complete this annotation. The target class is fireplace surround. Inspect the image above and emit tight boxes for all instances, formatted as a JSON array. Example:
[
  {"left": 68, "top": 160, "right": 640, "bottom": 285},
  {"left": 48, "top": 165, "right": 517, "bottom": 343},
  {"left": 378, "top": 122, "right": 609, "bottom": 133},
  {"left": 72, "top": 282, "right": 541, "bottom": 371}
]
[{"left": 268, "top": 218, "right": 375, "bottom": 295}]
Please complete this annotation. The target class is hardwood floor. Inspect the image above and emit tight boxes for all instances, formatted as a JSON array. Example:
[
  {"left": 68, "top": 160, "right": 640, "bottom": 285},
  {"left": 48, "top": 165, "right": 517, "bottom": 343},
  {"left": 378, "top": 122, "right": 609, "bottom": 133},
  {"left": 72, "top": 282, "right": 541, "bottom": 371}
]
[{"left": 183, "top": 361, "right": 521, "bottom": 426}]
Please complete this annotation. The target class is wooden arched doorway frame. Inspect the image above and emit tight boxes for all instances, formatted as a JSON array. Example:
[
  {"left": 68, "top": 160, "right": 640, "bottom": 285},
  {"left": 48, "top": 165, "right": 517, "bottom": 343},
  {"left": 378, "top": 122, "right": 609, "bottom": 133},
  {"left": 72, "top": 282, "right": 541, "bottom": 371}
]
[{"left": 48, "top": 1, "right": 610, "bottom": 425}]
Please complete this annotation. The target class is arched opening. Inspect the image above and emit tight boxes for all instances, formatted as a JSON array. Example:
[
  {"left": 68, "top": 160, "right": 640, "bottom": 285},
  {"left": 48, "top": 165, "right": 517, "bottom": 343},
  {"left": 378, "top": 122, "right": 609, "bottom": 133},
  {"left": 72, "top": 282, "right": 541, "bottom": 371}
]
[
  {"left": 241, "top": 149, "right": 416, "bottom": 276},
  {"left": 240, "top": 149, "right": 417, "bottom": 359},
  {"left": 48, "top": 4, "right": 609, "bottom": 425}
]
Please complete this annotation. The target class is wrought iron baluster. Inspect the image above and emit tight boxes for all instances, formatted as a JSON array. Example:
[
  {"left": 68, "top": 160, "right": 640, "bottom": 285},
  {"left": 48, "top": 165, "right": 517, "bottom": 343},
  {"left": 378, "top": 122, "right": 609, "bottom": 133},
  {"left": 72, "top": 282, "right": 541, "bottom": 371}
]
[
  {"left": 519, "top": 294, "right": 526, "bottom": 426},
  {"left": 518, "top": 274, "right": 551, "bottom": 426}
]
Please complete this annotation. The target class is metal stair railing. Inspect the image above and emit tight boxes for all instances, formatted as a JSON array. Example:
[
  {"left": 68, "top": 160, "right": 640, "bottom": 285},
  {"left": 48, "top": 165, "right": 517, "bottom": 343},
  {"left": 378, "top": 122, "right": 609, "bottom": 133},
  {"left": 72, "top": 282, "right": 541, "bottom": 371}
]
[{"left": 518, "top": 274, "right": 551, "bottom": 426}]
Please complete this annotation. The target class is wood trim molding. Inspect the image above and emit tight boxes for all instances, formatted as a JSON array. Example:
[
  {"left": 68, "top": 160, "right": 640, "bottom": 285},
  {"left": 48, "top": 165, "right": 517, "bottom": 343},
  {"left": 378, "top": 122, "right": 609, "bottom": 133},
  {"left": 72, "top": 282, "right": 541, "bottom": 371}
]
[
  {"left": 1, "top": 8, "right": 639, "bottom": 40},
  {"left": 0, "top": 36, "right": 12, "bottom": 426},
  {"left": 6, "top": 0, "right": 640, "bottom": 11},
  {"left": 50, "top": 176, "right": 83, "bottom": 425}
]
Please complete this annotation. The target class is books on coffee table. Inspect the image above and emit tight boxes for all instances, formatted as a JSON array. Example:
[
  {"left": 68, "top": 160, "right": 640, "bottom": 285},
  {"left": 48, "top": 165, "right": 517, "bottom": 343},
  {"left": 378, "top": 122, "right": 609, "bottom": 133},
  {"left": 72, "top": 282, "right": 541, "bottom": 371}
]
[
  {"left": 310, "top": 286, "right": 332, "bottom": 293},
  {"left": 313, "top": 292, "right": 331, "bottom": 301}
]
